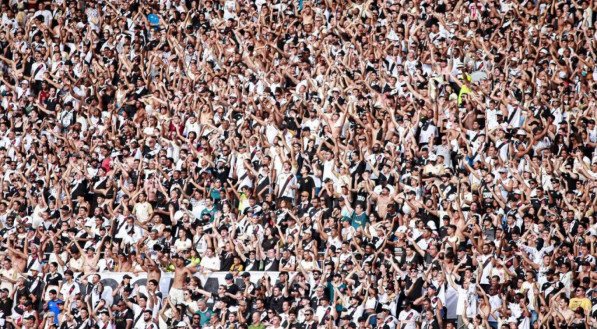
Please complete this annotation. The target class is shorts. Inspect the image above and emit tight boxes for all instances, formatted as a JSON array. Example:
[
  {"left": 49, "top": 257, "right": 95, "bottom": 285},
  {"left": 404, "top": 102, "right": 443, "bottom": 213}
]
[{"left": 170, "top": 287, "right": 185, "bottom": 305}]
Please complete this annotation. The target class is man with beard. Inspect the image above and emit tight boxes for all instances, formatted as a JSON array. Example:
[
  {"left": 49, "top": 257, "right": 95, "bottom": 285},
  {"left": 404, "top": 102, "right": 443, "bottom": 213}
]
[{"left": 133, "top": 309, "right": 156, "bottom": 329}]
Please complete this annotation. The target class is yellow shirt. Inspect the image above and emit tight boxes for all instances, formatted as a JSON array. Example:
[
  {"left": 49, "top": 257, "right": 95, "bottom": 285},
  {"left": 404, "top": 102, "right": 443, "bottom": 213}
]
[
  {"left": 189, "top": 257, "right": 201, "bottom": 267},
  {"left": 458, "top": 84, "right": 471, "bottom": 105},
  {"left": 238, "top": 192, "right": 249, "bottom": 212},
  {"left": 569, "top": 297, "right": 591, "bottom": 312},
  {"left": 457, "top": 74, "right": 473, "bottom": 105}
]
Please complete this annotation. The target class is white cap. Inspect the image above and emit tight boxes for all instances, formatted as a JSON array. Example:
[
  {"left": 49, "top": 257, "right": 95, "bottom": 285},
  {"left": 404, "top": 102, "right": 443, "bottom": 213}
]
[{"left": 427, "top": 221, "right": 438, "bottom": 231}]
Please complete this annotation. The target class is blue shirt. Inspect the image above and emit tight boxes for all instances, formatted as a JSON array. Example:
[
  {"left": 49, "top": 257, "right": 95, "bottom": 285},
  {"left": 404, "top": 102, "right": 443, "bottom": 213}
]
[
  {"left": 47, "top": 299, "right": 62, "bottom": 324},
  {"left": 198, "top": 309, "right": 212, "bottom": 326},
  {"left": 351, "top": 211, "right": 368, "bottom": 229}
]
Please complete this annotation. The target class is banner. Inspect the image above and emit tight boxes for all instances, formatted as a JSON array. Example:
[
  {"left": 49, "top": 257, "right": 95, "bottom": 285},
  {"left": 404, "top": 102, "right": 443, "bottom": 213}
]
[
  {"left": 78, "top": 271, "right": 283, "bottom": 298},
  {"left": 78, "top": 272, "right": 173, "bottom": 298}
]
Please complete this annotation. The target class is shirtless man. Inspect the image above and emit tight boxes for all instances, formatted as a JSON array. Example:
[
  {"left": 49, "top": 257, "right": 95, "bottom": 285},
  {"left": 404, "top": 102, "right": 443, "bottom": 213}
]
[
  {"left": 141, "top": 257, "right": 162, "bottom": 284},
  {"left": 169, "top": 254, "right": 195, "bottom": 305},
  {"left": 74, "top": 238, "right": 104, "bottom": 274},
  {"left": 368, "top": 186, "right": 394, "bottom": 219},
  {"left": 5, "top": 235, "right": 27, "bottom": 274}
]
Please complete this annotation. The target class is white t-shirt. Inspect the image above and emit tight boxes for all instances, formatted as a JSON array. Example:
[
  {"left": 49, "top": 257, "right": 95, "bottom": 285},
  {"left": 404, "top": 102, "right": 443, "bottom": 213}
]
[
  {"left": 398, "top": 309, "right": 420, "bottom": 329},
  {"left": 419, "top": 123, "right": 438, "bottom": 144},
  {"left": 200, "top": 255, "right": 221, "bottom": 271},
  {"left": 174, "top": 238, "right": 192, "bottom": 252}
]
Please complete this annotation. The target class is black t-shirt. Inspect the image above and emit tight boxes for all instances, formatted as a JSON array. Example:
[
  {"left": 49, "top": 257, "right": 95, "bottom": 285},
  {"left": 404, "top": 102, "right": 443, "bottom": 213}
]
[
  {"left": 244, "top": 258, "right": 261, "bottom": 271},
  {"left": 353, "top": 188, "right": 368, "bottom": 206},
  {"left": 262, "top": 237, "right": 277, "bottom": 251},
  {"left": 283, "top": 320, "right": 302, "bottom": 329},
  {"left": 561, "top": 172, "right": 578, "bottom": 192},
  {"left": 296, "top": 202, "right": 311, "bottom": 218},
  {"left": 298, "top": 176, "right": 315, "bottom": 197},
  {"left": 225, "top": 283, "right": 240, "bottom": 306},
  {"left": 0, "top": 297, "right": 12, "bottom": 317},
  {"left": 541, "top": 280, "right": 564, "bottom": 301},
  {"left": 263, "top": 257, "right": 279, "bottom": 271},
  {"left": 220, "top": 251, "right": 235, "bottom": 271},
  {"left": 267, "top": 295, "right": 286, "bottom": 314},
  {"left": 166, "top": 318, "right": 184, "bottom": 328},
  {"left": 113, "top": 308, "right": 134, "bottom": 329}
]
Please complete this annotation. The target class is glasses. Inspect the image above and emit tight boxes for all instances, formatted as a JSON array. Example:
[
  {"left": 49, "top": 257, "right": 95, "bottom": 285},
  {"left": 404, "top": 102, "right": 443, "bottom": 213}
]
[{"left": 305, "top": 313, "right": 313, "bottom": 316}]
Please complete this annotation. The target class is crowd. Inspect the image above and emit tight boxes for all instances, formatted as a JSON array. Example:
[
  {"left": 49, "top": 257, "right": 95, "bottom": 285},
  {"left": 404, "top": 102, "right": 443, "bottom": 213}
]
[{"left": 0, "top": 0, "right": 596, "bottom": 328}]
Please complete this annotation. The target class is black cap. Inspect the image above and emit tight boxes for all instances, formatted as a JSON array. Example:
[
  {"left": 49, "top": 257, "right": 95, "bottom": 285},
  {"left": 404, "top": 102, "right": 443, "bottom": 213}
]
[{"left": 123, "top": 274, "right": 132, "bottom": 280}]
